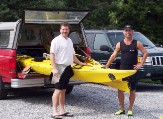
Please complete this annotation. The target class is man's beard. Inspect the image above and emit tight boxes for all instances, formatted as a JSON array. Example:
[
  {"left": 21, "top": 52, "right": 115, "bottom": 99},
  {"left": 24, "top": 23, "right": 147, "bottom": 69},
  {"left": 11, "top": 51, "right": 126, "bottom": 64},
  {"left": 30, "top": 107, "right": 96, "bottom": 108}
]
[{"left": 126, "top": 35, "right": 132, "bottom": 39}]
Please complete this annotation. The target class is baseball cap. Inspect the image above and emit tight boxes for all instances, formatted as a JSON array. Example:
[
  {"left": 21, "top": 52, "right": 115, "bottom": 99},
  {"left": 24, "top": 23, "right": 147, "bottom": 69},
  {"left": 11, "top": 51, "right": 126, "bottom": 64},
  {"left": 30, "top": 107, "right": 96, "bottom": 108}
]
[{"left": 123, "top": 25, "right": 133, "bottom": 30}]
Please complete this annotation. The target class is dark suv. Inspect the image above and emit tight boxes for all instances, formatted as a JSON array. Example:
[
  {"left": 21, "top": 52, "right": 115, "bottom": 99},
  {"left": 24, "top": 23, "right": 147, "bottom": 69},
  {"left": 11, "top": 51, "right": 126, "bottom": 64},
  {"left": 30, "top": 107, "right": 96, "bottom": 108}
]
[{"left": 85, "top": 30, "right": 163, "bottom": 84}]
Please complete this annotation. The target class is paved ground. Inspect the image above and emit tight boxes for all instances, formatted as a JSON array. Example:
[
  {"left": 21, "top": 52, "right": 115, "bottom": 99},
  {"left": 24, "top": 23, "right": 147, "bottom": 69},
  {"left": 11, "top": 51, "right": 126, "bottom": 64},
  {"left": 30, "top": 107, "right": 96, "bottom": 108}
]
[{"left": 0, "top": 83, "right": 163, "bottom": 119}]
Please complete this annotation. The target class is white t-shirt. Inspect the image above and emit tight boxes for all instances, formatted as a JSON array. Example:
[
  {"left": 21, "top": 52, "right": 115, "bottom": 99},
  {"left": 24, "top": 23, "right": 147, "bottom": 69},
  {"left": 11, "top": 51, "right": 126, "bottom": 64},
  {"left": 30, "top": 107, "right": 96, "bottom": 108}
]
[{"left": 50, "top": 34, "right": 75, "bottom": 65}]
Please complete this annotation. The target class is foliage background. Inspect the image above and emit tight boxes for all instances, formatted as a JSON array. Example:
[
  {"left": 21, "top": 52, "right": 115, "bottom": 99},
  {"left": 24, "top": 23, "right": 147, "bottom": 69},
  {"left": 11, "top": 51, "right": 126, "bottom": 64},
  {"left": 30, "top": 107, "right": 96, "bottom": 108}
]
[{"left": 0, "top": 0, "right": 162, "bottom": 44}]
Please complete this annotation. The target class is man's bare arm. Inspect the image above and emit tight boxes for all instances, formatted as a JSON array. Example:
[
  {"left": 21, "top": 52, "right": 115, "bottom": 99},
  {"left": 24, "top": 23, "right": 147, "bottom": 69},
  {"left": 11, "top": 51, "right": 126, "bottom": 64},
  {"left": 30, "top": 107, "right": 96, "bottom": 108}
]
[
  {"left": 50, "top": 53, "right": 59, "bottom": 76},
  {"left": 134, "top": 41, "right": 148, "bottom": 70},
  {"left": 105, "top": 42, "right": 120, "bottom": 68},
  {"left": 73, "top": 54, "right": 87, "bottom": 65}
]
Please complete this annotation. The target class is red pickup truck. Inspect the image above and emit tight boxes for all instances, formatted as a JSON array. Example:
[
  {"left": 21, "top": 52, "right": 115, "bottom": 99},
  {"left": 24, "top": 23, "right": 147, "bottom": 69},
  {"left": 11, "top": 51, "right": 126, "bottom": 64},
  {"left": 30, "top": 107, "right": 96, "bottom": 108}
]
[{"left": 0, "top": 9, "right": 91, "bottom": 99}]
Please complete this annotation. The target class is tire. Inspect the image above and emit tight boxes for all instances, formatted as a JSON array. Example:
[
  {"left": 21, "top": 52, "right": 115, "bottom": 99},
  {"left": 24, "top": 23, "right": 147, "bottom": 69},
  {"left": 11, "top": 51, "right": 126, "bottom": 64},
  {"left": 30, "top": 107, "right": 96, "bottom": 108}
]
[
  {"left": 0, "top": 78, "right": 8, "bottom": 99},
  {"left": 160, "top": 80, "right": 163, "bottom": 84},
  {"left": 66, "top": 85, "right": 74, "bottom": 94}
]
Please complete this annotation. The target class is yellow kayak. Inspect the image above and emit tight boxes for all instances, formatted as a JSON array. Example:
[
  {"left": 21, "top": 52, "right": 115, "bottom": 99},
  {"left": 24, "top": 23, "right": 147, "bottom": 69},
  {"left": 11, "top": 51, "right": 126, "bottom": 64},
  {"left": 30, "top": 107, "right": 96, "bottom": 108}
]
[
  {"left": 103, "top": 81, "right": 130, "bottom": 92},
  {"left": 72, "top": 64, "right": 136, "bottom": 83},
  {"left": 17, "top": 54, "right": 136, "bottom": 92}
]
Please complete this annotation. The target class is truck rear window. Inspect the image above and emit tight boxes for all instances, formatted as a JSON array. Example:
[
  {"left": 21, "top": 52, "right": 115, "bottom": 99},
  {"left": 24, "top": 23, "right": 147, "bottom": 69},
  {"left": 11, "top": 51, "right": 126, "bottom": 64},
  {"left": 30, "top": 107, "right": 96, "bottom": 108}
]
[{"left": 0, "top": 31, "right": 10, "bottom": 48}]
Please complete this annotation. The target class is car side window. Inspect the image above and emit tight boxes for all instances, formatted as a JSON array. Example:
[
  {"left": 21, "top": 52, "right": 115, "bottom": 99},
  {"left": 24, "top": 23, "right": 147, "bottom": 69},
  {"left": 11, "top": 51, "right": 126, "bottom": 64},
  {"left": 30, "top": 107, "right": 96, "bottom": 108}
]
[
  {"left": 0, "top": 31, "right": 10, "bottom": 48},
  {"left": 94, "top": 33, "right": 108, "bottom": 50},
  {"left": 107, "top": 32, "right": 124, "bottom": 47},
  {"left": 85, "top": 33, "right": 94, "bottom": 49}
]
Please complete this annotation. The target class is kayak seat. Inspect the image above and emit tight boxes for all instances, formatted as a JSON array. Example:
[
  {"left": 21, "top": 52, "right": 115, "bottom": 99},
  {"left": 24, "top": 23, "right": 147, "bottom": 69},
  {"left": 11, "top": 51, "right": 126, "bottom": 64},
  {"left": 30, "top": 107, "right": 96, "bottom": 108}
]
[
  {"left": 76, "top": 55, "right": 88, "bottom": 62},
  {"left": 34, "top": 57, "right": 46, "bottom": 62}
]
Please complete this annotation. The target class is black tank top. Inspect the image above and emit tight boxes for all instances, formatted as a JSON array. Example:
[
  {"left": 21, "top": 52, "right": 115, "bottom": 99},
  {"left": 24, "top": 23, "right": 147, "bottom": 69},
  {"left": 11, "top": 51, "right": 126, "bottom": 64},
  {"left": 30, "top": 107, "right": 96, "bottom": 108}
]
[{"left": 120, "top": 40, "right": 138, "bottom": 70}]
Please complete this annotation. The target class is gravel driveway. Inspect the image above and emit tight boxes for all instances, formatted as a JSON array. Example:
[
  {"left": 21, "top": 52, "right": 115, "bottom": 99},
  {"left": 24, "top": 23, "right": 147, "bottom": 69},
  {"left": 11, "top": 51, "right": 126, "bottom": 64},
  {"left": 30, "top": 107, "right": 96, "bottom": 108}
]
[{"left": 0, "top": 83, "right": 163, "bottom": 119}]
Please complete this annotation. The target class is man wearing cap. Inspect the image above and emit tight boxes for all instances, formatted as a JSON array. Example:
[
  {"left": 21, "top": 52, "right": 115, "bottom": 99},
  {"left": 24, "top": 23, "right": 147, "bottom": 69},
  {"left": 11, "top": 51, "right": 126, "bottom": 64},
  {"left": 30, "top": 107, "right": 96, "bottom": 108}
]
[{"left": 105, "top": 25, "right": 148, "bottom": 116}]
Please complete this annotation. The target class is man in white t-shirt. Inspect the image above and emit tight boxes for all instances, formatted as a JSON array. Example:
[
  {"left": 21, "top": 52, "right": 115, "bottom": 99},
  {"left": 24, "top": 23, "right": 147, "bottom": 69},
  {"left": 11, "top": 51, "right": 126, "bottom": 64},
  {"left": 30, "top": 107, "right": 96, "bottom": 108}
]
[{"left": 50, "top": 22, "right": 87, "bottom": 118}]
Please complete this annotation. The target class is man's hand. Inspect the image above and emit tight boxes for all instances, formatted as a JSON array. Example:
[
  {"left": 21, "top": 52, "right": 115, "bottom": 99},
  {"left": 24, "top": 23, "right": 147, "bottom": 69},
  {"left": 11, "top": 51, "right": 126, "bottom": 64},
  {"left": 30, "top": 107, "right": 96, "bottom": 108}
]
[
  {"left": 134, "top": 63, "right": 142, "bottom": 70},
  {"left": 52, "top": 69, "right": 59, "bottom": 77},
  {"left": 105, "top": 65, "right": 109, "bottom": 69},
  {"left": 81, "top": 62, "right": 88, "bottom": 66}
]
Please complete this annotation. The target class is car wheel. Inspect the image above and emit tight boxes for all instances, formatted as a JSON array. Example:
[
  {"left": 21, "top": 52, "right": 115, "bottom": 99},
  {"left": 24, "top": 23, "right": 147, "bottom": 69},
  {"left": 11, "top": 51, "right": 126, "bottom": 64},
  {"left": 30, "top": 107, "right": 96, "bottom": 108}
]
[
  {"left": 0, "top": 77, "right": 8, "bottom": 99},
  {"left": 66, "top": 85, "right": 74, "bottom": 94}
]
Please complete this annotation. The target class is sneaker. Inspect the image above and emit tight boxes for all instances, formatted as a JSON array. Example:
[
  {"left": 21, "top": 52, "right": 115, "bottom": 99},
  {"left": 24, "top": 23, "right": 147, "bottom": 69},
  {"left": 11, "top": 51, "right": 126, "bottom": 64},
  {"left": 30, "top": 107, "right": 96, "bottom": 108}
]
[
  {"left": 114, "top": 110, "right": 125, "bottom": 115},
  {"left": 127, "top": 110, "right": 133, "bottom": 116}
]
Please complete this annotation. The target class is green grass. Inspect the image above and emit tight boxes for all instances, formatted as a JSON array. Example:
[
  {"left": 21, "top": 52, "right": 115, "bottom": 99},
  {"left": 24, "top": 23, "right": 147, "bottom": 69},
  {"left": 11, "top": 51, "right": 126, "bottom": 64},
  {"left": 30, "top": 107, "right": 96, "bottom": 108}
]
[{"left": 139, "top": 79, "right": 161, "bottom": 84}]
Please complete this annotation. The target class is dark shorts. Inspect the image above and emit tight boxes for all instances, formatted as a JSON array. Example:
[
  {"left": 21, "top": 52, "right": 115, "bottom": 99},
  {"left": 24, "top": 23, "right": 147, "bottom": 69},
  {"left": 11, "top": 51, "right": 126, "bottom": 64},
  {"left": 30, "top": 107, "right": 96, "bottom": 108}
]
[
  {"left": 49, "top": 65, "right": 74, "bottom": 90},
  {"left": 120, "top": 65, "right": 138, "bottom": 91}
]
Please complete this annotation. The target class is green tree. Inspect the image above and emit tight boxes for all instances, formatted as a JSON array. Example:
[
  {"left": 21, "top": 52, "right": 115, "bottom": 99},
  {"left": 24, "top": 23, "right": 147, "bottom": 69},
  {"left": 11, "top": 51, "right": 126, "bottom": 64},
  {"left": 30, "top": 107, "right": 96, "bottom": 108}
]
[
  {"left": 107, "top": 0, "right": 163, "bottom": 43},
  {"left": 0, "top": 0, "right": 162, "bottom": 43},
  {"left": 0, "top": 0, "right": 66, "bottom": 21}
]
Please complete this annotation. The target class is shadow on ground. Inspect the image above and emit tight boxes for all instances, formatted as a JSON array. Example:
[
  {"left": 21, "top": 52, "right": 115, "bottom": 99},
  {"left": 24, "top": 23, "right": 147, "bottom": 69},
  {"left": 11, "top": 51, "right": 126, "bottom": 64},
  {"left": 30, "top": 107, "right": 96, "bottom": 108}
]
[{"left": 137, "top": 82, "right": 163, "bottom": 92}]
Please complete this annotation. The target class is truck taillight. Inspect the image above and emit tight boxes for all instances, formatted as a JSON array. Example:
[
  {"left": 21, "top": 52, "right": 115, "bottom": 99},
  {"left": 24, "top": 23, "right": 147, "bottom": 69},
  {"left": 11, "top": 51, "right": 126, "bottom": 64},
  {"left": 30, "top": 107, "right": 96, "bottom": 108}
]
[
  {"left": 9, "top": 59, "right": 16, "bottom": 72},
  {"left": 84, "top": 47, "right": 91, "bottom": 58}
]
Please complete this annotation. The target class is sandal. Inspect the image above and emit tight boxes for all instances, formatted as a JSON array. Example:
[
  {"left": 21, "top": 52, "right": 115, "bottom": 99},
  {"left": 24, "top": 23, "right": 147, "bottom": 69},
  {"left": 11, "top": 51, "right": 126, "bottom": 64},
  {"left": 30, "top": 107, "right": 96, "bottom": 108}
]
[
  {"left": 60, "top": 112, "right": 74, "bottom": 117},
  {"left": 51, "top": 115, "right": 63, "bottom": 119}
]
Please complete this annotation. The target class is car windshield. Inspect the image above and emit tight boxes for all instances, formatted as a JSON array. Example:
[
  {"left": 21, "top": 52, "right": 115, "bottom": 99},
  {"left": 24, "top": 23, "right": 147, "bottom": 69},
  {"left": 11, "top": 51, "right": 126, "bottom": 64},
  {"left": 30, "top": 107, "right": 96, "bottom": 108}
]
[{"left": 107, "top": 32, "right": 155, "bottom": 48}]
